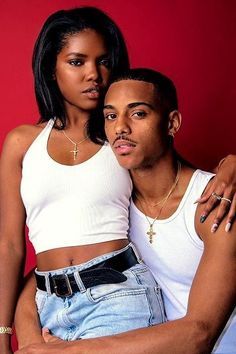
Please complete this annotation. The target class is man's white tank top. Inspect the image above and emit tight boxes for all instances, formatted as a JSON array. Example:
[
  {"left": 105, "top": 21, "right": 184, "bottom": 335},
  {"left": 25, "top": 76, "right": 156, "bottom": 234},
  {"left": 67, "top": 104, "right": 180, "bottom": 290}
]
[
  {"left": 20, "top": 119, "right": 132, "bottom": 254},
  {"left": 130, "top": 169, "right": 236, "bottom": 353}
]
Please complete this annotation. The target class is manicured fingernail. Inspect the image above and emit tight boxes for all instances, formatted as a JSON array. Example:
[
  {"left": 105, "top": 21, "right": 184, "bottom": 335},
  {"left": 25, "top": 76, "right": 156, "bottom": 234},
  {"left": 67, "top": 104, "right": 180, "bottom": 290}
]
[
  {"left": 194, "top": 198, "right": 201, "bottom": 204},
  {"left": 200, "top": 215, "right": 206, "bottom": 223},
  {"left": 211, "top": 223, "right": 218, "bottom": 233},
  {"left": 225, "top": 223, "right": 231, "bottom": 232}
]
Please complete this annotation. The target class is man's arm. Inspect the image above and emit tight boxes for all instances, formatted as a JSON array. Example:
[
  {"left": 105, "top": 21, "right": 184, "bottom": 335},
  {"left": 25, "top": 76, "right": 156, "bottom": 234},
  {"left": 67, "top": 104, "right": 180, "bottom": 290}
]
[
  {"left": 15, "top": 204, "right": 236, "bottom": 354},
  {"left": 14, "top": 270, "right": 43, "bottom": 349}
]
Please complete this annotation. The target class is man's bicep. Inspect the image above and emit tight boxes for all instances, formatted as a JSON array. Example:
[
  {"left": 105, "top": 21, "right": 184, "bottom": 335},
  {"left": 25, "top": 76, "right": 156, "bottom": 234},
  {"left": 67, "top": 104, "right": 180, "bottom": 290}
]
[{"left": 188, "top": 210, "right": 236, "bottom": 341}]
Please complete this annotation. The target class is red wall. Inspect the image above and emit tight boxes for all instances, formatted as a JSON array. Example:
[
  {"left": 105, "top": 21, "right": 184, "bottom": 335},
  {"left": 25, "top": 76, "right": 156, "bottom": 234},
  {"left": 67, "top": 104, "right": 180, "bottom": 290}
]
[{"left": 0, "top": 0, "right": 235, "bottom": 350}]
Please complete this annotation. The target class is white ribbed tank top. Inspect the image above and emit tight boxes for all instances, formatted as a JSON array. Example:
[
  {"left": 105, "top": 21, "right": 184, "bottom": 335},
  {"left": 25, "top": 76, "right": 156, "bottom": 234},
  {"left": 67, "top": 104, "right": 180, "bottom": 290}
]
[
  {"left": 130, "top": 169, "right": 236, "bottom": 353},
  {"left": 20, "top": 119, "right": 132, "bottom": 254}
]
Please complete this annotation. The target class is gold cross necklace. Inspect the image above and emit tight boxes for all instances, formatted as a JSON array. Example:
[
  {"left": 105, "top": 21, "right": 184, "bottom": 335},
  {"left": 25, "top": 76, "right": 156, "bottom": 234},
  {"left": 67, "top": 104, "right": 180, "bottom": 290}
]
[
  {"left": 134, "top": 161, "right": 181, "bottom": 243},
  {"left": 62, "top": 130, "right": 88, "bottom": 160}
]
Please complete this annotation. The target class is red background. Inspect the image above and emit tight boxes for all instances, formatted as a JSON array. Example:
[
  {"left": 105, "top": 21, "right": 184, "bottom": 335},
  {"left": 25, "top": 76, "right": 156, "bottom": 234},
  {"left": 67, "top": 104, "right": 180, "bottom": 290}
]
[{"left": 0, "top": 0, "right": 235, "bottom": 350}]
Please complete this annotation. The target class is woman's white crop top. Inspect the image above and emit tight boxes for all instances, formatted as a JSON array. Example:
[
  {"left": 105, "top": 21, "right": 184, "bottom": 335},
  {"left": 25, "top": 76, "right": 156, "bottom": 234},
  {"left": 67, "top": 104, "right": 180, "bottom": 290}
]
[{"left": 20, "top": 119, "right": 132, "bottom": 254}]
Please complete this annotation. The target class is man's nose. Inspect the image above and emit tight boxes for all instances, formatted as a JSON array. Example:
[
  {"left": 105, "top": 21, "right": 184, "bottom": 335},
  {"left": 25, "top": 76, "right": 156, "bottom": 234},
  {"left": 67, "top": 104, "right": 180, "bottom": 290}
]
[{"left": 115, "top": 116, "right": 131, "bottom": 135}]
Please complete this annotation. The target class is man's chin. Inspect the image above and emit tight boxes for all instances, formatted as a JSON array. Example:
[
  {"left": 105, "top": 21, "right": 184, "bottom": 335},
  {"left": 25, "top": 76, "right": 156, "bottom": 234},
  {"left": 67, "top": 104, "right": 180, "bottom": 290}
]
[{"left": 115, "top": 155, "right": 139, "bottom": 170}]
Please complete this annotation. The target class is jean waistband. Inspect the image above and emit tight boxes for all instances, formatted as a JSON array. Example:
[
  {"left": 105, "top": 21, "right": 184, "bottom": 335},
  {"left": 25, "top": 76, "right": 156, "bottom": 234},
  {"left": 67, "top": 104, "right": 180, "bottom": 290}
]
[{"left": 35, "top": 243, "right": 141, "bottom": 297}]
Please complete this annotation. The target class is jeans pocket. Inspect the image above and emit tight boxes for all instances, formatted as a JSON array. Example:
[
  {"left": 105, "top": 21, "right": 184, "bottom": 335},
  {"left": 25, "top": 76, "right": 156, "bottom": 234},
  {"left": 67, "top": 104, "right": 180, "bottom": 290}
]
[
  {"left": 87, "top": 282, "right": 147, "bottom": 303},
  {"left": 35, "top": 290, "right": 48, "bottom": 315},
  {"left": 128, "top": 265, "right": 166, "bottom": 325},
  {"left": 153, "top": 285, "right": 167, "bottom": 324}
]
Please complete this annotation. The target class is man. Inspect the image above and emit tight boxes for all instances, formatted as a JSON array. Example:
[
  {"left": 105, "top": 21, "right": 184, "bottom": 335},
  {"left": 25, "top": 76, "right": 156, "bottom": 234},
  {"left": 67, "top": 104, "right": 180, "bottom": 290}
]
[{"left": 16, "top": 69, "right": 236, "bottom": 353}]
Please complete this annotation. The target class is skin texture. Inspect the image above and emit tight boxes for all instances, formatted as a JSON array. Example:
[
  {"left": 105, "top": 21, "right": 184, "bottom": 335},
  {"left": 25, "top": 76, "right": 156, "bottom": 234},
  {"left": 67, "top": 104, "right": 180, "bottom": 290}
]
[
  {"left": 14, "top": 80, "right": 236, "bottom": 353},
  {"left": 0, "top": 30, "right": 133, "bottom": 354},
  {"left": 54, "top": 30, "right": 110, "bottom": 113}
]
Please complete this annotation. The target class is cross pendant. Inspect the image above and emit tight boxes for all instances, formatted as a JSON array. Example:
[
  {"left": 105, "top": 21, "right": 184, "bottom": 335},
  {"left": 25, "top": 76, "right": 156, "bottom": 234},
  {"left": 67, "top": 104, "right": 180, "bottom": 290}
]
[
  {"left": 70, "top": 144, "right": 79, "bottom": 160},
  {"left": 147, "top": 225, "right": 156, "bottom": 244}
]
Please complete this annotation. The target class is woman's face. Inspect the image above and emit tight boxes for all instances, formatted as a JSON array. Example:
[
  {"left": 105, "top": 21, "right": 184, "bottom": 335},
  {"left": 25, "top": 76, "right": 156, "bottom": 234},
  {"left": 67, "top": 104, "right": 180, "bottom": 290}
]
[{"left": 54, "top": 29, "right": 111, "bottom": 114}]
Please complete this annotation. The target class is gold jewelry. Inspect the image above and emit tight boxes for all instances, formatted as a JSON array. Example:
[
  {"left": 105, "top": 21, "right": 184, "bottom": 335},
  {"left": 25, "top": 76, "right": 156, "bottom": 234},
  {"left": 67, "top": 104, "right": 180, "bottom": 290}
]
[
  {"left": 135, "top": 161, "right": 181, "bottom": 243},
  {"left": 62, "top": 130, "right": 88, "bottom": 160},
  {"left": 0, "top": 326, "right": 13, "bottom": 335}
]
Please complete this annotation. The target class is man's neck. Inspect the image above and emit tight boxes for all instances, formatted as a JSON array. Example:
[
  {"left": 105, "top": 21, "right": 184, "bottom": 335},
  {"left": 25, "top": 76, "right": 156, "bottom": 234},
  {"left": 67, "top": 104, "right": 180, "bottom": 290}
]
[
  {"left": 131, "top": 153, "right": 178, "bottom": 203},
  {"left": 131, "top": 153, "right": 194, "bottom": 220}
]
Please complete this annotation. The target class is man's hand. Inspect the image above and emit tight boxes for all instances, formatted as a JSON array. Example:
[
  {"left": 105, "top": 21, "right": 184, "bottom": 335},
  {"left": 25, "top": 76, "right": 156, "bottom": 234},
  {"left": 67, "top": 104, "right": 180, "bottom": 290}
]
[
  {"left": 14, "top": 340, "right": 75, "bottom": 354},
  {"left": 196, "top": 154, "right": 236, "bottom": 231},
  {"left": 14, "top": 343, "right": 67, "bottom": 354},
  {"left": 42, "top": 328, "right": 63, "bottom": 344},
  {"left": 14, "top": 329, "right": 77, "bottom": 354}
]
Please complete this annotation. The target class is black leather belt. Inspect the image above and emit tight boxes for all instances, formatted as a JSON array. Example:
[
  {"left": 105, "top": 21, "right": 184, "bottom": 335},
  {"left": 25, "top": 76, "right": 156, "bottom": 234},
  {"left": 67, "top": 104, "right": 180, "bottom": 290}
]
[{"left": 35, "top": 247, "right": 138, "bottom": 297}]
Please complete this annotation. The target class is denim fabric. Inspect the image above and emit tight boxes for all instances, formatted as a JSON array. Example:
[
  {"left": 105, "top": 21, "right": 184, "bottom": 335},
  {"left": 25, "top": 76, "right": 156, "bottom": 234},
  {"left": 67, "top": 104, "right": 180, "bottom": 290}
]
[{"left": 35, "top": 244, "right": 166, "bottom": 340}]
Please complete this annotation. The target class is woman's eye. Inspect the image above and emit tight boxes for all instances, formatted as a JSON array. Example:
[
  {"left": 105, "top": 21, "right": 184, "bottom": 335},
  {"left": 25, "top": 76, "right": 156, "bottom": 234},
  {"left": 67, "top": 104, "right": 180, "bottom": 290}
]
[
  {"left": 99, "top": 58, "right": 111, "bottom": 68},
  {"left": 68, "top": 59, "right": 83, "bottom": 66},
  {"left": 105, "top": 113, "right": 116, "bottom": 120}
]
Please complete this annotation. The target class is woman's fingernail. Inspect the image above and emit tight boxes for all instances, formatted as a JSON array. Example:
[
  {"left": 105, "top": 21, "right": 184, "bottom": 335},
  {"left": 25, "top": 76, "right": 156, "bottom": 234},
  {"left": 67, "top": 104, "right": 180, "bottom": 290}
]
[
  {"left": 194, "top": 198, "right": 201, "bottom": 204},
  {"left": 211, "top": 223, "right": 218, "bottom": 233},
  {"left": 200, "top": 215, "right": 206, "bottom": 223},
  {"left": 225, "top": 223, "right": 231, "bottom": 232}
]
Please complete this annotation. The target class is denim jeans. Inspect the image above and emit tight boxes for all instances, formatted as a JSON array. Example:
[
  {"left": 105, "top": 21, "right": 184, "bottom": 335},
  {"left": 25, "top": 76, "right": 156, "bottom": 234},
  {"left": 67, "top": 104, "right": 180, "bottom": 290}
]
[{"left": 35, "top": 244, "right": 165, "bottom": 340}]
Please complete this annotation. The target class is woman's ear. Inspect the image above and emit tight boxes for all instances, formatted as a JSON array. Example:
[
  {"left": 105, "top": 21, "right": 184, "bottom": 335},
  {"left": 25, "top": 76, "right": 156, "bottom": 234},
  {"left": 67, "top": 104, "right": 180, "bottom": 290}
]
[{"left": 167, "top": 110, "right": 182, "bottom": 138}]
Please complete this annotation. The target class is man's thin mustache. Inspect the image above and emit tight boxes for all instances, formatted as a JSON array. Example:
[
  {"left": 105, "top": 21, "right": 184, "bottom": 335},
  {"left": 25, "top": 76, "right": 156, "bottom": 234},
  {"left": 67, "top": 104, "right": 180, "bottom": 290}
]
[{"left": 112, "top": 135, "right": 137, "bottom": 146}]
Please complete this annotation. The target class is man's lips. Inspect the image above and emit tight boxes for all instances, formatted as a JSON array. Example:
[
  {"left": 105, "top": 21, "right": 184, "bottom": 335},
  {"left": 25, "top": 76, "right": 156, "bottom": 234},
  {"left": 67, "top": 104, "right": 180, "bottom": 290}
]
[{"left": 112, "top": 138, "right": 137, "bottom": 154}]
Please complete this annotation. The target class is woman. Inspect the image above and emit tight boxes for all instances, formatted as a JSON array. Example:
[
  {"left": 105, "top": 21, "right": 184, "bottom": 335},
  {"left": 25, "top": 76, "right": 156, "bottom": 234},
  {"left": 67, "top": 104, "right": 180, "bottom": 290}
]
[
  {"left": 0, "top": 8, "right": 167, "bottom": 354},
  {"left": 0, "top": 7, "right": 235, "bottom": 354}
]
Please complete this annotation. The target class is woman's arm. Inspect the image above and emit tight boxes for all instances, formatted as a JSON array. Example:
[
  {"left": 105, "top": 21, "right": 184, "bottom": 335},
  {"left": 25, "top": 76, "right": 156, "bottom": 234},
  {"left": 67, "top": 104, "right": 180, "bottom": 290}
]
[
  {"left": 0, "top": 130, "right": 27, "bottom": 354},
  {"left": 197, "top": 154, "right": 236, "bottom": 230},
  {"left": 14, "top": 270, "right": 43, "bottom": 349}
]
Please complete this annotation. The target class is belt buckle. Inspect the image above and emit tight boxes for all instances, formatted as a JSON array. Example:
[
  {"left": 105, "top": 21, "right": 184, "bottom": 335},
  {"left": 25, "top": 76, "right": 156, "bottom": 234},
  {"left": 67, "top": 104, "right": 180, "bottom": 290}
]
[{"left": 52, "top": 274, "right": 73, "bottom": 297}]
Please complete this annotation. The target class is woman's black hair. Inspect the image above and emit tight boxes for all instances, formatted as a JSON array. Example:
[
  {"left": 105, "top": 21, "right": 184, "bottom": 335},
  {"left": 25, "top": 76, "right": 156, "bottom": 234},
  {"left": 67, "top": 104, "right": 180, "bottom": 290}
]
[
  {"left": 33, "top": 7, "right": 129, "bottom": 143},
  {"left": 110, "top": 68, "right": 178, "bottom": 120}
]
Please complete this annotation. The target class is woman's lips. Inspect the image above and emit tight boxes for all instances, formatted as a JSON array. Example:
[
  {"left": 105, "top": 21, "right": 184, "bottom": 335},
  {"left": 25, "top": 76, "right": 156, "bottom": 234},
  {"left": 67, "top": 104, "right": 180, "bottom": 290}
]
[{"left": 82, "top": 87, "right": 100, "bottom": 99}]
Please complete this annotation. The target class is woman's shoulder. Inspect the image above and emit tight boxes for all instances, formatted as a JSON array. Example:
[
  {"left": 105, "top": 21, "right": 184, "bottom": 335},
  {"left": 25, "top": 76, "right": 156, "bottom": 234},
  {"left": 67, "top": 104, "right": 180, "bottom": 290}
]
[{"left": 2, "top": 122, "right": 48, "bottom": 161}]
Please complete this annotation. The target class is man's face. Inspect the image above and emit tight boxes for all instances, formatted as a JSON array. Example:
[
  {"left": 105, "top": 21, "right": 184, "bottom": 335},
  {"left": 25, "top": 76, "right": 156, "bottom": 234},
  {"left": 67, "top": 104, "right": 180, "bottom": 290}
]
[{"left": 104, "top": 80, "right": 169, "bottom": 170}]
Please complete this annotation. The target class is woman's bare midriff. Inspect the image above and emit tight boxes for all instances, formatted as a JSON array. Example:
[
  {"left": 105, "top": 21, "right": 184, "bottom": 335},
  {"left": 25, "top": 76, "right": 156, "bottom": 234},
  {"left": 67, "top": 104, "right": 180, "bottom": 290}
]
[{"left": 36, "top": 239, "right": 129, "bottom": 271}]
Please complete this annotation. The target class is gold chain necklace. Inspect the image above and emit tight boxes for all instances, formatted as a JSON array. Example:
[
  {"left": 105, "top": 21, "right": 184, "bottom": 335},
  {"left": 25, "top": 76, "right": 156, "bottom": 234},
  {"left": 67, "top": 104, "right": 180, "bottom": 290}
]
[
  {"left": 62, "top": 130, "right": 88, "bottom": 160},
  {"left": 135, "top": 161, "right": 181, "bottom": 244}
]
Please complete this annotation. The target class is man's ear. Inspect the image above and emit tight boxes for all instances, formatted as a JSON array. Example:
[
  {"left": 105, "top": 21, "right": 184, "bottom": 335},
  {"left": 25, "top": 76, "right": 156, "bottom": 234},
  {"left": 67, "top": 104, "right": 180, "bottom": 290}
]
[{"left": 167, "top": 110, "right": 182, "bottom": 137}]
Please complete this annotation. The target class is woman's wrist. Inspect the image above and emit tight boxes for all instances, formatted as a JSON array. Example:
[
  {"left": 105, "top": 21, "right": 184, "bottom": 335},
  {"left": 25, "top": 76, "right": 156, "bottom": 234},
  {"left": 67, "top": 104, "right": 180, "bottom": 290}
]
[{"left": 0, "top": 327, "right": 13, "bottom": 335}]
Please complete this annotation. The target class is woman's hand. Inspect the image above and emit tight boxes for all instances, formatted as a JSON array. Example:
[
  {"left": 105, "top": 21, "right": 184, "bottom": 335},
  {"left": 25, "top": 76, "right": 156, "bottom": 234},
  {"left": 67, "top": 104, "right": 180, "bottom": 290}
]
[{"left": 197, "top": 155, "right": 236, "bottom": 232}]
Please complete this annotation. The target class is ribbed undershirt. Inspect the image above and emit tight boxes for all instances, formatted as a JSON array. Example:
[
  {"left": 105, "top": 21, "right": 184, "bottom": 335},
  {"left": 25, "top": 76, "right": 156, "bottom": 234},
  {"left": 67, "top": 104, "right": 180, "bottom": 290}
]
[{"left": 20, "top": 119, "right": 132, "bottom": 254}]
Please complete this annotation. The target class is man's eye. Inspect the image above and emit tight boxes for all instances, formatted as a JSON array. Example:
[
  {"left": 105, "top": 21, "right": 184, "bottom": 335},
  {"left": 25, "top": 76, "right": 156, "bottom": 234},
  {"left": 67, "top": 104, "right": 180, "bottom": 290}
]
[
  {"left": 132, "top": 111, "right": 147, "bottom": 118},
  {"left": 105, "top": 113, "right": 116, "bottom": 120},
  {"left": 68, "top": 59, "right": 83, "bottom": 66}
]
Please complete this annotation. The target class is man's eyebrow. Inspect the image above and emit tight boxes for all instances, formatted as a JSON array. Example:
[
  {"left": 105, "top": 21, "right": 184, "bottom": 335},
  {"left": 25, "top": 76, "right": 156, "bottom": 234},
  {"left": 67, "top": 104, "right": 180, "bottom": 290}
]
[
  {"left": 127, "top": 102, "right": 154, "bottom": 109},
  {"left": 103, "top": 102, "right": 154, "bottom": 110},
  {"left": 103, "top": 104, "right": 114, "bottom": 109}
]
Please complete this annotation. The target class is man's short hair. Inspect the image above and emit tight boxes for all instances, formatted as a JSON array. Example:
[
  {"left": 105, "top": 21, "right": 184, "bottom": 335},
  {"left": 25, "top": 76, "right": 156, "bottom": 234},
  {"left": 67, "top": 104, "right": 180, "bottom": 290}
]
[{"left": 110, "top": 68, "right": 178, "bottom": 119}]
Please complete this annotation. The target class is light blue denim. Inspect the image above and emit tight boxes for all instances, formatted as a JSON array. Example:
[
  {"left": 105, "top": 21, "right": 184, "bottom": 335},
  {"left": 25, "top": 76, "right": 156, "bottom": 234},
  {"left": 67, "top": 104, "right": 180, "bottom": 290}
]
[{"left": 35, "top": 244, "right": 166, "bottom": 340}]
